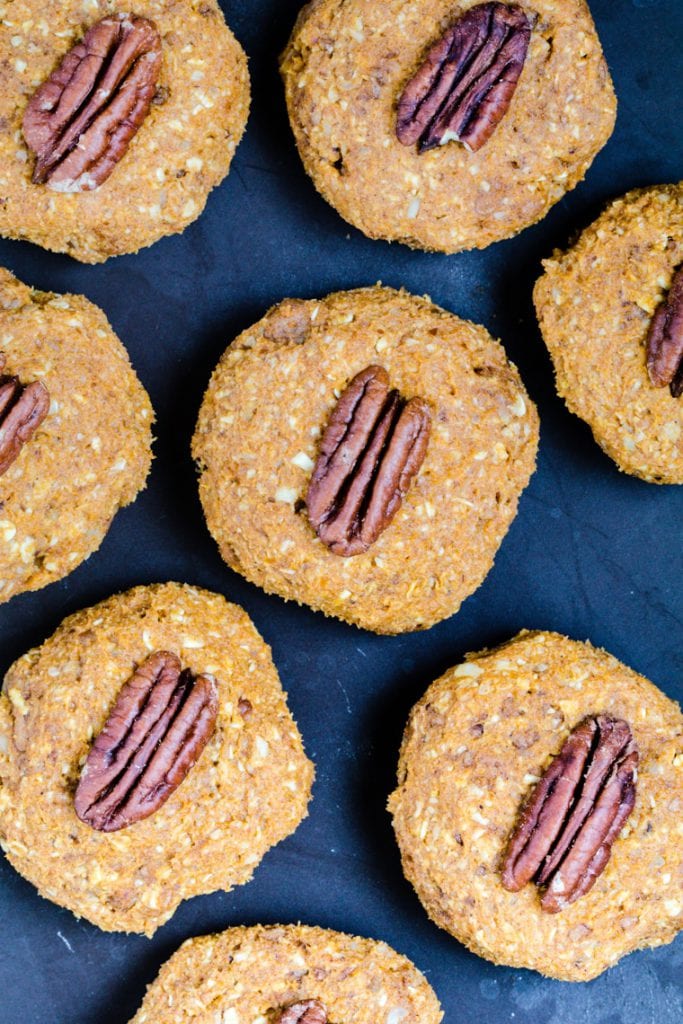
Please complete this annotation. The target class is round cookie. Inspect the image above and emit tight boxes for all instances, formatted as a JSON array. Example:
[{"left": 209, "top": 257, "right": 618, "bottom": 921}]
[
  {"left": 193, "top": 286, "right": 539, "bottom": 634},
  {"left": 128, "top": 924, "right": 443, "bottom": 1023},
  {"left": 280, "top": 0, "right": 616, "bottom": 253},
  {"left": 534, "top": 183, "right": 683, "bottom": 483},
  {"left": 0, "top": 1, "right": 249, "bottom": 263},
  {"left": 0, "top": 583, "right": 314, "bottom": 935},
  {"left": 0, "top": 268, "right": 152, "bottom": 604},
  {"left": 389, "top": 630, "right": 683, "bottom": 981}
]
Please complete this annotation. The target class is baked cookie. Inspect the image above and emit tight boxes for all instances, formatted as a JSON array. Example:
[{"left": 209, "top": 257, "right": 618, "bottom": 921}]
[
  {"left": 534, "top": 183, "right": 683, "bottom": 483},
  {"left": 0, "top": 268, "right": 152, "bottom": 604},
  {"left": 193, "top": 286, "right": 538, "bottom": 634},
  {"left": 281, "top": 0, "right": 616, "bottom": 253},
  {"left": 128, "top": 924, "right": 442, "bottom": 1023},
  {"left": 0, "top": 1, "right": 249, "bottom": 262},
  {"left": 389, "top": 630, "right": 683, "bottom": 980},
  {"left": 0, "top": 583, "right": 313, "bottom": 934}
]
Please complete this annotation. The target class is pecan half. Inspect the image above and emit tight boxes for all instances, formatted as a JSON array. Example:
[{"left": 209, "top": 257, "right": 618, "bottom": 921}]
[
  {"left": 306, "top": 365, "right": 431, "bottom": 556},
  {"left": 74, "top": 651, "right": 218, "bottom": 832},
  {"left": 502, "top": 715, "right": 638, "bottom": 912},
  {"left": 646, "top": 265, "right": 683, "bottom": 398},
  {"left": 23, "top": 14, "right": 162, "bottom": 192},
  {"left": 396, "top": 2, "right": 531, "bottom": 153},
  {"left": 0, "top": 354, "right": 50, "bottom": 477},
  {"left": 275, "top": 1001, "right": 327, "bottom": 1024}
]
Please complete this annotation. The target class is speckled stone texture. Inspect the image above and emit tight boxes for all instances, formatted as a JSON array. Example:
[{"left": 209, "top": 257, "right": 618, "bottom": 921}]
[
  {"left": 0, "top": 267, "right": 152, "bottom": 604},
  {"left": 127, "top": 924, "right": 443, "bottom": 1024},
  {"left": 389, "top": 631, "right": 683, "bottom": 980},
  {"left": 281, "top": 0, "right": 616, "bottom": 252},
  {"left": 0, "top": 583, "right": 313, "bottom": 934},
  {"left": 534, "top": 183, "right": 683, "bottom": 483},
  {"left": 193, "top": 286, "right": 539, "bottom": 634},
  {"left": 0, "top": 0, "right": 250, "bottom": 262}
]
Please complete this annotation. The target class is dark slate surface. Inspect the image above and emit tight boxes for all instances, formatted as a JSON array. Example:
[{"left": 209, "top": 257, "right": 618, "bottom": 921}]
[{"left": 1, "top": 1, "right": 682, "bottom": 1022}]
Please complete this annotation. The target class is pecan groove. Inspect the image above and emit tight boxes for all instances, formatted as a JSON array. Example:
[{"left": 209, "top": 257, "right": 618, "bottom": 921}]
[
  {"left": 0, "top": 354, "right": 50, "bottom": 477},
  {"left": 646, "top": 265, "right": 683, "bottom": 398},
  {"left": 275, "top": 1001, "right": 327, "bottom": 1024},
  {"left": 306, "top": 365, "right": 431, "bottom": 556},
  {"left": 501, "top": 715, "right": 638, "bottom": 912},
  {"left": 396, "top": 2, "right": 531, "bottom": 153},
  {"left": 74, "top": 651, "right": 218, "bottom": 832},
  {"left": 23, "top": 14, "right": 162, "bottom": 192}
]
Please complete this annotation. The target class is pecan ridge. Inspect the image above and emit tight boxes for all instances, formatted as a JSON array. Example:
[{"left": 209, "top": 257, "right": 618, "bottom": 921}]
[
  {"left": 0, "top": 353, "right": 50, "bottom": 477},
  {"left": 74, "top": 650, "right": 218, "bottom": 832},
  {"left": 23, "top": 13, "right": 162, "bottom": 192},
  {"left": 396, "top": 2, "right": 531, "bottom": 153},
  {"left": 501, "top": 714, "right": 638, "bottom": 912},
  {"left": 646, "top": 264, "right": 683, "bottom": 398},
  {"left": 275, "top": 1001, "right": 327, "bottom": 1024},
  {"left": 306, "top": 365, "right": 431, "bottom": 557}
]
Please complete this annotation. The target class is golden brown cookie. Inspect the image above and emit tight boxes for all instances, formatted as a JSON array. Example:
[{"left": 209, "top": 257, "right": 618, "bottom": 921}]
[
  {"left": 281, "top": 0, "right": 616, "bottom": 253},
  {"left": 534, "top": 183, "right": 683, "bottom": 483},
  {"left": 0, "top": 1, "right": 250, "bottom": 262},
  {"left": 0, "top": 583, "right": 314, "bottom": 935},
  {"left": 0, "top": 268, "right": 152, "bottom": 604},
  {"left": 127, "top": 924, "right": 443, "bottom": 1023},
  {"left": 192, "top": 286, "right": 539, "bottom": 634},
  {"left": 389, "top": 630, "right": 683, "bottom": 981}
]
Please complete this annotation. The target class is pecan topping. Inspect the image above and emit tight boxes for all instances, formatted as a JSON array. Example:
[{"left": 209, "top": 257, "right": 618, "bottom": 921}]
[
  {"left": 306, "top": 365, "right": 431, "bottom": 556},
  {"left": 23, "top": 14, "right": 162, "bottom": 192},
  {"left": 275, "top": 1001, "right": 327, "bottom": 1024},
  {"left": 646, "top": 264, "right": 683, "bottom": 397},
  {"left": 74, "top": 651, "right": 218, "bottom": 832},
  {"left": 502, "top": 715, "right": 638, "bottom": 912},
  {"left": 0, "top": 354, "right": 49, "bottom": 477},
  {"left": 396, "top": 2, "right": 531, "bottom": 153}
]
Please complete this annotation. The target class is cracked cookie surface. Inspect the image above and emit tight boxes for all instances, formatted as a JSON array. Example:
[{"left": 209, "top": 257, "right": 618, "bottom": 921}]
[
  {"left": 534, "top": 183, "right": 683, "bottom": 483},
  {"left": 0, "top": 0, "right": 249, "bottom": 262},
  {"left": 389, "top": 630, "right": 683, "bottom": 980},
  {"left": 0, "top": 267, "right": 152, "bottom": 604},
  {"left": 193, "top": 286, "right": 538, "bottom": 634},
  {"left": 128, "top": 924, "right": 442, "bottom": 1023},
  {"left": 0, "top": 583, "right": 313, "bottom": 934},
  {"left": 281, "top": 0, "right": 615, "bottom": 252}
]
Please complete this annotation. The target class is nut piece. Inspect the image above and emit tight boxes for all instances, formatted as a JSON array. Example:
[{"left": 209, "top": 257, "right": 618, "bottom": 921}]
[
  {"left": 74, "top": 651, "right": 218, "bottom": 832},
  {"left": 22, "top": 13, "right": 162, "bottom": 192},
  {"left": 396, "top": 2, "right": 531, "bottom": 153},
  {"left": 646, "top": 264, "right": 683, "bottom": 397},
  {"left": 0, "top": 354, "right": 50, "bottom": 477},
  {"left": 306, "top": 365, "right": 431, "bottom": 557},
  {"left": 275, "top": 1001, "right": 328, "bottom": 1024},
  {"left": 502, "top": 715, "right": 638, "bottom": 912}
]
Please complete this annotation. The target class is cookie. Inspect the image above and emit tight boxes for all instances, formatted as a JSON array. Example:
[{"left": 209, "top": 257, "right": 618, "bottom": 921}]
[
  {"left": 281, "top": 0, "right": 615, "bottom": 253},
  {"left": 0, "top": 1, "right": 249, "bottom": 262},
  {"left": 534, "top": 183, "right": 683, "bottom": 483},
  {"left": 0, "top": 583, "right": 313, "bottom": 934},
  {"left": 389, "top": 630, "right": 683, "bottom": 980},
  {"left": 0, "top": 268, "right": 152, "bottom": 604},
  {"left": 193, "top": 286, "right": 538, "bottom": 634},
  {"left": 127, "top": 924, "right": 443, "bottom": 1023}
]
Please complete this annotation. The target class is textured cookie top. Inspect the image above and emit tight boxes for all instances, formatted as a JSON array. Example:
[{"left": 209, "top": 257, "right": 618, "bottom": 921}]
[
  {"left": 193, "top": 286, "right": 538, "bottom": 634},
  {"left": 0, "top": 0, "right": 249, "bottom": 262},
  {"left": 281, "top": 0, "right": 616, "bottom": 252},
  {"left": 0, "top": 583, "right": 313, "bottom": 935},
  {"left": 534, "top": 183, "right": 683, "bottom": 483},
  {"left": 128, "top": 924, "right": 443, "bottom": 1023},
  {"left": 389, "top": 631, "right": 683, "bottom": 981},
  {"left": 0, "top": 268, "right": 152, "bottom": 604}
]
